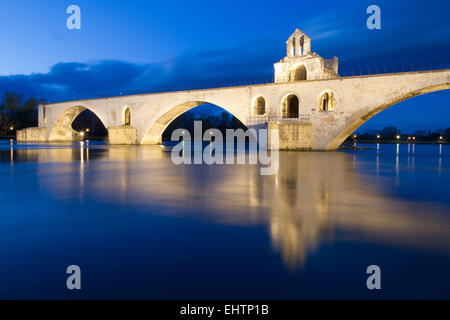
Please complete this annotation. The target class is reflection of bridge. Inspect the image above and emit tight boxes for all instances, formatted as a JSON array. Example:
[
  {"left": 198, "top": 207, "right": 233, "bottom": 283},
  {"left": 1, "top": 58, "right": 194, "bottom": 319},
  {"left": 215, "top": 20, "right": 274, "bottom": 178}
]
[
  {"left": 9, "top": 144, "right": 450, "bottom": 270},
  {"left": 18, "top": 29, "right": 450, "bottom": 150}
]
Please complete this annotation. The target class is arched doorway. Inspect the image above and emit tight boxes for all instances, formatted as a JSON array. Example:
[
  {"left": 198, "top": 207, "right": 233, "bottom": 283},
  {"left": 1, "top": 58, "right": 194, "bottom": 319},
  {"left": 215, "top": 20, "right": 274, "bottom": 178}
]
[
  {"left": 289, "top": 65, "right": 307, "bottom": 81},
  {"left": 253, "top": 97, "right": 266, "bottom": 115},
  {"left": 123, "top": 107, "right": 131, "bottom": 126},
  {"left": 319, "top": 91, "right": 336, "bottom": 112},
  {"left": 282, "top": 94, "right": 299, "bottom": 119}
]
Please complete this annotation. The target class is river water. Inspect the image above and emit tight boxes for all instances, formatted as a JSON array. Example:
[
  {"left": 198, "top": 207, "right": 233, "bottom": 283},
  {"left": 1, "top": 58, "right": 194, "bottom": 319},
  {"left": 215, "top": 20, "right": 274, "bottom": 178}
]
[{"left": 1, "top": 140, "right": 449, "bottom": 299}]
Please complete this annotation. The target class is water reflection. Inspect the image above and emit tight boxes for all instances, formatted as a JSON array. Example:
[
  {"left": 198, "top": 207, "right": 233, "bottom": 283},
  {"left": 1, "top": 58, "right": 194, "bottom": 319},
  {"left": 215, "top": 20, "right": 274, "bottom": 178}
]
[
  {"left": 10, "top": 139, "right": 14, "bottom": 164},
  {"left": 2, "top": 142, "right": 450, "bottom": 270}
]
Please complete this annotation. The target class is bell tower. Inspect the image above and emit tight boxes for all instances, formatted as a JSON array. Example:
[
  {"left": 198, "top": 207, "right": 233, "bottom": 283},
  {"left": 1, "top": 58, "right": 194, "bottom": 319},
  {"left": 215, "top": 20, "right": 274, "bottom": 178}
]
[{"left": 286, "top": 29, "right": 311, "bottom": 57}]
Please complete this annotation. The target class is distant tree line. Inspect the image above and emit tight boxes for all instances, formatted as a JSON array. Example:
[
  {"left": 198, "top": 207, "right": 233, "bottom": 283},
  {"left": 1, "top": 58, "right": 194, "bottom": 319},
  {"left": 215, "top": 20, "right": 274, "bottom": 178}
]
[
  {"left": 351, "top": 126, "right": 450, "bottom": 143},
  {"left": 0, "top": 92, "right": 43, "bottom": 136}
]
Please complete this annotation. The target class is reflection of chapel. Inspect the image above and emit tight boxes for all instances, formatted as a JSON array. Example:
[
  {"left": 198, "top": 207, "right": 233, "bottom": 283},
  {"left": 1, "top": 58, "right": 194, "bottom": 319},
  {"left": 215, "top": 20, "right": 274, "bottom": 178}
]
[{"left": 274, "top": 29, "right": 339, "bottom": 82}]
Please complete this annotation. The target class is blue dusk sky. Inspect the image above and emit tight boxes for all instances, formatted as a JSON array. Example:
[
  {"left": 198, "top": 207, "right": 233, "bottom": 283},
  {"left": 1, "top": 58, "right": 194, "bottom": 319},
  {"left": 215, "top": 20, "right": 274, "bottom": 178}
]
[{"left": 0, "top": 0, "right": 449, "bottom": 132}]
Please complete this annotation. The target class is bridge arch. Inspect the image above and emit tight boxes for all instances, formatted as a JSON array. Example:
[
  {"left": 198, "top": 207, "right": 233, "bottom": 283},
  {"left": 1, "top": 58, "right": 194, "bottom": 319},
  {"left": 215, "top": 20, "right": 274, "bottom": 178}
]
[
  {"left": 325, "top": 83, "right": 450, "bottom": 150},
  {"left": 140, "top": 101, "right": 247, "bottom": 144},
  {"left": 48, "top": 104, "right": 109, "bottom": 142}
]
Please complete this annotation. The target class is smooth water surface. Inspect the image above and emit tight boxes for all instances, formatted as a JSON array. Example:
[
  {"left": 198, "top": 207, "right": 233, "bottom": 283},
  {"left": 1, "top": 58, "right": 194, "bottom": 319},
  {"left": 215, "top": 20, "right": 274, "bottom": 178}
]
[{"left": 1, "top": 140, "right": 450, "bottom": 299}]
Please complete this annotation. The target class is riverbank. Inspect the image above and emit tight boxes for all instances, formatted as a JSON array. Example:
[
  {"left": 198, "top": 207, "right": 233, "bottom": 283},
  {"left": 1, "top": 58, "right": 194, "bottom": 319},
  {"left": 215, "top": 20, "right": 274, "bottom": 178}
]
[
  {"left": 0, "top": 135, "right": 15, "bottom": 140},
  {"left": 348, "top": 139, "right": 448, "bottom": 145},
  {"left": 0, "top": 136, "right": 107, "bottom": 142}
]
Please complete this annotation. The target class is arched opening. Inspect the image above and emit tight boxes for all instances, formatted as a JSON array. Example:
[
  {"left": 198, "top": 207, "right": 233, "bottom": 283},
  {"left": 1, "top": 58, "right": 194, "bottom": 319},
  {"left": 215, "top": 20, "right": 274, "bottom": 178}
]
[
  {"left": 49, "top": 106, "right": 107, "bottom": 142},
  {"left": 299, "top": 35, "right": 304, "bottom": 55},
  {"left": 328, "top": 84, "right": 450, "bottom": 150},
  {"left": 253, "top": 97, "right": 266, "bottom": 115},
  {"left": 282, "top": 94, "right": 299, "bottom": 119},
  {"left": 141, "top": 101, "right": 248, "bottom": 145},
  {"left": 319, "top": 91, "right": 336, "bottom": 112},
  {"left": 123, "top": 107, "right": 131, "bottom": 126},
  {"left": 161, "top": 103, "right": 247, "bottom": 142},
  {"left": 72, "top": 110, "right": 107, "bottom": 140},
  {"left": 289, "top": 65, "right": 307, "bottom": 81},
  {"left": 292, "top": 38, "right": 296, "bottom": 56}
]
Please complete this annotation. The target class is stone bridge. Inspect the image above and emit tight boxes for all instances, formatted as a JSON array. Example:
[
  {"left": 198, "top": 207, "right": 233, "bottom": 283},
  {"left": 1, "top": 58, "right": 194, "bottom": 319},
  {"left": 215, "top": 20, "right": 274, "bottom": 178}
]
[{"left": 18, "top": 29, "right": 450, "bottom": 150}]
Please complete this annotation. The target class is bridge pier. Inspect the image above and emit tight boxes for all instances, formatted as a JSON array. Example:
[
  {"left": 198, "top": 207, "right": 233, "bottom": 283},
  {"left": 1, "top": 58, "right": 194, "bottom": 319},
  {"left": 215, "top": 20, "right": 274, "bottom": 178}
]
[
  {"left": 49, "top": 129, "right": 83, "bottom": 142},
  {"left": 268, "top": 121, "right": 312, "bottom": 151},
  {"left": 108, "top": 126, "right": 138, "bottom": 145}
]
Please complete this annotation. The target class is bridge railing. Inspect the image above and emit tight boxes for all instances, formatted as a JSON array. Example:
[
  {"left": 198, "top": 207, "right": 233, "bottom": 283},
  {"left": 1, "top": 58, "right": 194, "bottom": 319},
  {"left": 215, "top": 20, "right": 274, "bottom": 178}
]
[
  {"left": 339, "top": 62, "right": 450, "bottom": 77},
  {"left": 246, "top": 115, "right": 268, "bottom": 126},
  {"left": 268, "top": 113, "right": 311, "bottom": 123},
  {"left": 48, "top": 62, "right": 450, "bottom": 103},
  {"left": 246, "top": 113, "right": 311, "bottom": 126},
  {"left": 49, "top": 78, "right": 276, "bottom": 103}
]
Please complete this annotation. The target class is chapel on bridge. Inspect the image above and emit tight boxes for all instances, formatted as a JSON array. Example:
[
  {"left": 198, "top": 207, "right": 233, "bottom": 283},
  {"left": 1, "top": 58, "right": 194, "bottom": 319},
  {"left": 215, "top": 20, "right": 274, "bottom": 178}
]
[{"left": 274, "top": 29, "right": 339, "bottom": 82}]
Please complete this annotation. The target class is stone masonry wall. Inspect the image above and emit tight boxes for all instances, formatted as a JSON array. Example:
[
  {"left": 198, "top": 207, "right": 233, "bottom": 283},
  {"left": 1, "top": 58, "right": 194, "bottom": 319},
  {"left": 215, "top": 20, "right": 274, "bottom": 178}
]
[
  {"left": 268, "top": 121, "right": 312, "bottom": 150},
  {"left": 16, "top": 127, "right": 47, "bottom": 142}
]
